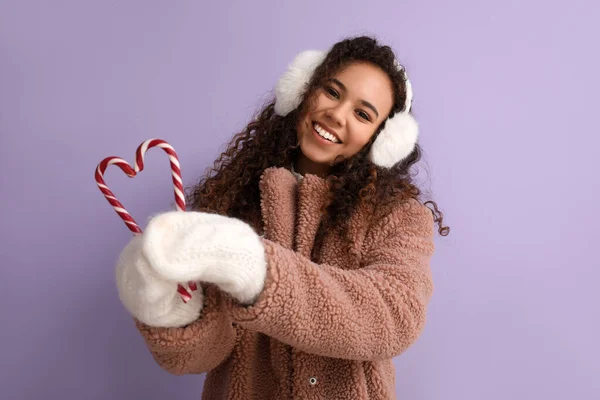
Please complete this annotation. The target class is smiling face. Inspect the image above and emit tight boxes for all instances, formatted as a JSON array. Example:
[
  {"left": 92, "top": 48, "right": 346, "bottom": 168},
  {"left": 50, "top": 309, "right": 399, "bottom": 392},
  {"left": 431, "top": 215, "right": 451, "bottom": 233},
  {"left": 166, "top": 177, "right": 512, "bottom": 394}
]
[{"left": 294, "top": 61, "right": 395, "bottom": 176}]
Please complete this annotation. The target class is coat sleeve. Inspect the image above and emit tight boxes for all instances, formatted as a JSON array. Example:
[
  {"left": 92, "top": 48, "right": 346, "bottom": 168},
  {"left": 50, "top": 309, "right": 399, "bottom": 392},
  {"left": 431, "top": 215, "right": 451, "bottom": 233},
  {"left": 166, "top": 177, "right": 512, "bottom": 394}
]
[
  {"left": 134, "top": 284, "right": 237, "bottom": 375},
  {"left": 223, "top": 198, "right": 435, "bottom": 361}
]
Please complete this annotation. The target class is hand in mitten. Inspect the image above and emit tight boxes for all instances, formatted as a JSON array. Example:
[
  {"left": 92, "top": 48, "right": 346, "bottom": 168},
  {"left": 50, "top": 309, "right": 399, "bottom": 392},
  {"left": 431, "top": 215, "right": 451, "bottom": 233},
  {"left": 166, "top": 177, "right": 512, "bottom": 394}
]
[
  {"left": 115, "top": 235, "right": 204, "bottom": 327},
  {"left": 141, "top": 211, "right": 267, "bottom": 305}
]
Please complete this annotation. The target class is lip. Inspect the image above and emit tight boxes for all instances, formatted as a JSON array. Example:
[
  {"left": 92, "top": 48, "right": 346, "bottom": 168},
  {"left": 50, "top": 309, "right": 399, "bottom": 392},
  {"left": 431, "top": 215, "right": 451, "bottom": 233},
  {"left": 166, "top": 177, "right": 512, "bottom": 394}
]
[
  {"left": 312, "top": 122, "right": 342, "bottom": 144},
  {"left": 312, "top": 125, "right": 340, "bottom": 145}
]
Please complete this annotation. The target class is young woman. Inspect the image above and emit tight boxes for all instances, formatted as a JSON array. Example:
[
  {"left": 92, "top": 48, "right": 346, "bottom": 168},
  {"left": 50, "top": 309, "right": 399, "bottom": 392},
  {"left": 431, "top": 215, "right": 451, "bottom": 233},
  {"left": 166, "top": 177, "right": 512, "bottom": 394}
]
[{"left": 116, "top": 35, "right": 449, "bottom": 399}]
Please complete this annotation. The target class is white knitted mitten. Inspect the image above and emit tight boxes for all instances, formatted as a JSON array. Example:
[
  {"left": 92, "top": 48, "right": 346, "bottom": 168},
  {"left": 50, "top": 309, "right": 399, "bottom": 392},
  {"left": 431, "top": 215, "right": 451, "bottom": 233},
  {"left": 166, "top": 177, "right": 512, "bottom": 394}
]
[
  {"left": 142, "top": 211, "right": 267, "bottom": 305},
  {"left": 115, "top": 235, "right": 204, "bottom": 327}
]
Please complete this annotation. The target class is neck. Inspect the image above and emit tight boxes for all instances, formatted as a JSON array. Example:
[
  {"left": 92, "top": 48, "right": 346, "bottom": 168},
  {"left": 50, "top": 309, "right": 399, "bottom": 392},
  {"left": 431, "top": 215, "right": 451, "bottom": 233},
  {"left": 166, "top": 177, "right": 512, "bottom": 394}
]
[{"left": 294, "top": 151, "right": 330, "bottom": 178}]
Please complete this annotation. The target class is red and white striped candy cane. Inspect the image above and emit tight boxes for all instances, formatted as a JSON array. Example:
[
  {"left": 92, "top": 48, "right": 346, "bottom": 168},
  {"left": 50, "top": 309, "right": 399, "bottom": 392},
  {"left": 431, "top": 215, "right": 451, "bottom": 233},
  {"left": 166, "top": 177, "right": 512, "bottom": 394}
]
[
  {"left": 95, "top": 156, "right": 142, "bottom": 233},
  {"left": 134, "top": 139, "right": 186, "bottom": 212},
  {"left": 95, "top": 138, "right": 197, "bottom": 302}
]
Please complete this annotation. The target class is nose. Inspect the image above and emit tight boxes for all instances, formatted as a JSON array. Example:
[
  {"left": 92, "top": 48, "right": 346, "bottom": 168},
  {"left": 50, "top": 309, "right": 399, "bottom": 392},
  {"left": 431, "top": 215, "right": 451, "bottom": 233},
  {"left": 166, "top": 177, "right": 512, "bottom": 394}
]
[{"left": 325, "top": 103, "right": 347, "bottom": 128}]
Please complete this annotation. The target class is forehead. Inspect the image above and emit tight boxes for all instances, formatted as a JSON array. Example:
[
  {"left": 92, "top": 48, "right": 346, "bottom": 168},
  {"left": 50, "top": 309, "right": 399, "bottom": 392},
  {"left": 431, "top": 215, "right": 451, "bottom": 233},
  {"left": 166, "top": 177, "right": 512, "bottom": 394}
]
[{"left": 331, "top": 62, "right": 394, "bottom": 115}]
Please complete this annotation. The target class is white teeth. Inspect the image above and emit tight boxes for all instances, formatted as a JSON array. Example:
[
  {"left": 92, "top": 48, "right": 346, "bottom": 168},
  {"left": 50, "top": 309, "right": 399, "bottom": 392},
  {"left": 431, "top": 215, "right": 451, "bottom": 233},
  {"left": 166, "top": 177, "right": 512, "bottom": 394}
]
[{"left": 314, "top": 123, "right": 340, "bottom": 143}]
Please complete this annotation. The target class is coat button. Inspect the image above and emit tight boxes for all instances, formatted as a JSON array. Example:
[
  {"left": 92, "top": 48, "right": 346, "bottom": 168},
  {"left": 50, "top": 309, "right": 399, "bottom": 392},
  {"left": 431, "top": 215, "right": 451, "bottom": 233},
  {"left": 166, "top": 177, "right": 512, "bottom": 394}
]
[{"left": 309, "top": 377, "right": 318, "bottom": 386}]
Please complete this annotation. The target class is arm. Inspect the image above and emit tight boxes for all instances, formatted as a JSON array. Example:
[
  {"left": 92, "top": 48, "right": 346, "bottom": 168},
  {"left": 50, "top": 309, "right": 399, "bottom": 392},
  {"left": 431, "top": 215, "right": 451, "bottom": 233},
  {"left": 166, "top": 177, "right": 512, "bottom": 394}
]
[
  {"left": 115, "top": 236, "right": 236, "bottom": 375},
  {"left": 134, "top": 284, "right": 237, "bottom": 375},
  {"left": 141, "top": 199, "right": 434, "bottom": 362},
  {"left": 224, "top": 198, "right": 435, "bottom": 361}
]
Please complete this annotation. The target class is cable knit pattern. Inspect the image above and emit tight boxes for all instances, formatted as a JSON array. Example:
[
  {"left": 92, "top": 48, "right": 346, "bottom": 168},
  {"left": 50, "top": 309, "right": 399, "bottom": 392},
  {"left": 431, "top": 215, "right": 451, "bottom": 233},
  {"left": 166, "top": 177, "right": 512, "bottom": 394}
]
[
  {"left": 142, "top": 211, "right": 267, "bottom": 305},
  {"left": 132, "top": 167, "right": 435, "bottom": 400},
  {"left": 115, "top": 235, "right": 203, "bottom": 328}
]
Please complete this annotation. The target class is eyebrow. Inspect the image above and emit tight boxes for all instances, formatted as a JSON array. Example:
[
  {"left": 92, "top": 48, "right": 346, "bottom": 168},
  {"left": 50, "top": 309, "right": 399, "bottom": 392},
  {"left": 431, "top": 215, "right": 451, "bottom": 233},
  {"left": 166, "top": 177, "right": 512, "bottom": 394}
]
[{"left": 328, "top": 78, "right": 380, "bottom": 118}]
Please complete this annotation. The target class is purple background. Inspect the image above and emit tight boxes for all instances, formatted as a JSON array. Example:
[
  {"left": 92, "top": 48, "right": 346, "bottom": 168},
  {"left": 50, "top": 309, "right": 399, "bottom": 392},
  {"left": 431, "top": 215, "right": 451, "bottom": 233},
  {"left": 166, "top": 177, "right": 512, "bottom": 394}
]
[{"left": 1, "top": 0, "right": 598, "bottom": 398}]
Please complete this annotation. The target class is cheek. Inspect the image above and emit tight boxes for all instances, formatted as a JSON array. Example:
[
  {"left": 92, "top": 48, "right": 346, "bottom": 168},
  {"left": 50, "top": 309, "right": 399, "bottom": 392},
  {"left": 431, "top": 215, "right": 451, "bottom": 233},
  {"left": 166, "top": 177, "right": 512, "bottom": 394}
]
[
  {"left": 312, "top": 92, "right": 337, "bottom": 112},
  {"left": 296, "top": 116, "right": 310, "bottom": 137},
  {"left": 348, "top": 125, "right": 377, "bottom": 149}
]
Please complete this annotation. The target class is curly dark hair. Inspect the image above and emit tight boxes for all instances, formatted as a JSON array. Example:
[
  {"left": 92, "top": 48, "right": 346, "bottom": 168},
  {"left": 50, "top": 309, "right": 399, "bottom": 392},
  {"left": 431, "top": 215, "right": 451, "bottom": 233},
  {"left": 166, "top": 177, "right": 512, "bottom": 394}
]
[{"left": 186, "top": 36, "right": 450, "bottom": 250}]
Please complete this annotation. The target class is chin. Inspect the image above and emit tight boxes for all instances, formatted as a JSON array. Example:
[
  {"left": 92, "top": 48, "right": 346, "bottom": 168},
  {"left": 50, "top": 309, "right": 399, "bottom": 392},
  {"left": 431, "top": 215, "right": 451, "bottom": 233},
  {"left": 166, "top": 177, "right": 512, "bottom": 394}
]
[
  {"left": 305, "top": 154, "right": 333, "bottom": 166},
  {"left": 299, "top": 138, "right": 335, "bottom": 165}
]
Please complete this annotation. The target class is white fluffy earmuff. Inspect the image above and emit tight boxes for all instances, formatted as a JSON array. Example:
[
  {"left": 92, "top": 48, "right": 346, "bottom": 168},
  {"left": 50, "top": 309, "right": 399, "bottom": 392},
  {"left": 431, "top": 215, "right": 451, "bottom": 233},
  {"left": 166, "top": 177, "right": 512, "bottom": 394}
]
[{"left": 274, "top": 50, "right": 419, "bottom": 168}]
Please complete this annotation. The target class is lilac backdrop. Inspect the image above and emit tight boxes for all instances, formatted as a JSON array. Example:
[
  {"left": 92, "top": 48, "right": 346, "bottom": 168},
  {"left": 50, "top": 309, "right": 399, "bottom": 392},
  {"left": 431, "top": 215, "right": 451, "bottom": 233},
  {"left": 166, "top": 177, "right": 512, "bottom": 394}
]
[{"left": 1, "top": 0, "right": 598, "bottom": 398}]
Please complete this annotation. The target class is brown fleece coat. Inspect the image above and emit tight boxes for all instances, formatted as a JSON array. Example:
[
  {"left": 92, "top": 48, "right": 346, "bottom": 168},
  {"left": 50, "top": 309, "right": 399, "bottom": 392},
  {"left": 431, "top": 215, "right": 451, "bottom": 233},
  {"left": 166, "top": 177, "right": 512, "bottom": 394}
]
[{"left": 134, "top": 167, "right": 435, "bottom": 399}]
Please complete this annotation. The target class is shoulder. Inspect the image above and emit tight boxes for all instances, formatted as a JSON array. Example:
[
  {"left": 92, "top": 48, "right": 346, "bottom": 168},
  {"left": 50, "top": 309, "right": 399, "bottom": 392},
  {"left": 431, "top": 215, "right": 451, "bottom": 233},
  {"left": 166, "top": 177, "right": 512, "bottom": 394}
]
[
  {"left": 370, "top": 195, "right": 434, "bottom": 237},
  {"left": 359, "top": 195, "right": 435, "bottom": 262}
]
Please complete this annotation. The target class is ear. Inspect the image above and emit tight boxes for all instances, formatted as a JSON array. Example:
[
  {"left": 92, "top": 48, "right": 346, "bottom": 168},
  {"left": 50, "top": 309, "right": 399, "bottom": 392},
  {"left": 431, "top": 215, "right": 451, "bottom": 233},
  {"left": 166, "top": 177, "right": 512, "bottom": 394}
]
[
  {"left": 274, "top": 50, "right": 326, "bottom": 116},
  {"left": 368, "top": 112, "right": 419, "bottom": 168}
]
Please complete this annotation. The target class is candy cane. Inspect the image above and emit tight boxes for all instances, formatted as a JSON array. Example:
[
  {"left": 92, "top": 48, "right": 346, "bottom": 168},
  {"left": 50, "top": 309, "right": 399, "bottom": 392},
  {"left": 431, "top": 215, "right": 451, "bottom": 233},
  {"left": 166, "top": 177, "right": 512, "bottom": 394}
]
[
  {"left": 95, "top": 157, "right": 142, "bottom": 233},
  {"left": 134, "top": 139, "right": 186, "bottom": 212},
  {"left": 95, "top": 139, "right": 197, "bottom": 301}
]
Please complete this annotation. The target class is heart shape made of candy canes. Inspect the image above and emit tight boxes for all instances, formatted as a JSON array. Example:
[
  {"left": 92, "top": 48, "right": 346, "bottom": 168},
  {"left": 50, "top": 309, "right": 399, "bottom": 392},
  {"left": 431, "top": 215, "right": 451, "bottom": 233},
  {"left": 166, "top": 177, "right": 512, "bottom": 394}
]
[{"left": 95, "top": 138, "right": 196, "bottom": 301}]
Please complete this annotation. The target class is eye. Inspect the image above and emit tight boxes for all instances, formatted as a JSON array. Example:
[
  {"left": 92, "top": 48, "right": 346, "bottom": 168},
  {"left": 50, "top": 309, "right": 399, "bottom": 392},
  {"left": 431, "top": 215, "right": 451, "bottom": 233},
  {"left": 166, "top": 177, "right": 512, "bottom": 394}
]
[
  {"left": 325, "top": 86, "right": 340, "bottom": 99},
  {"left": 356, "top": 110, "right": 371, "bottom": 121}
]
